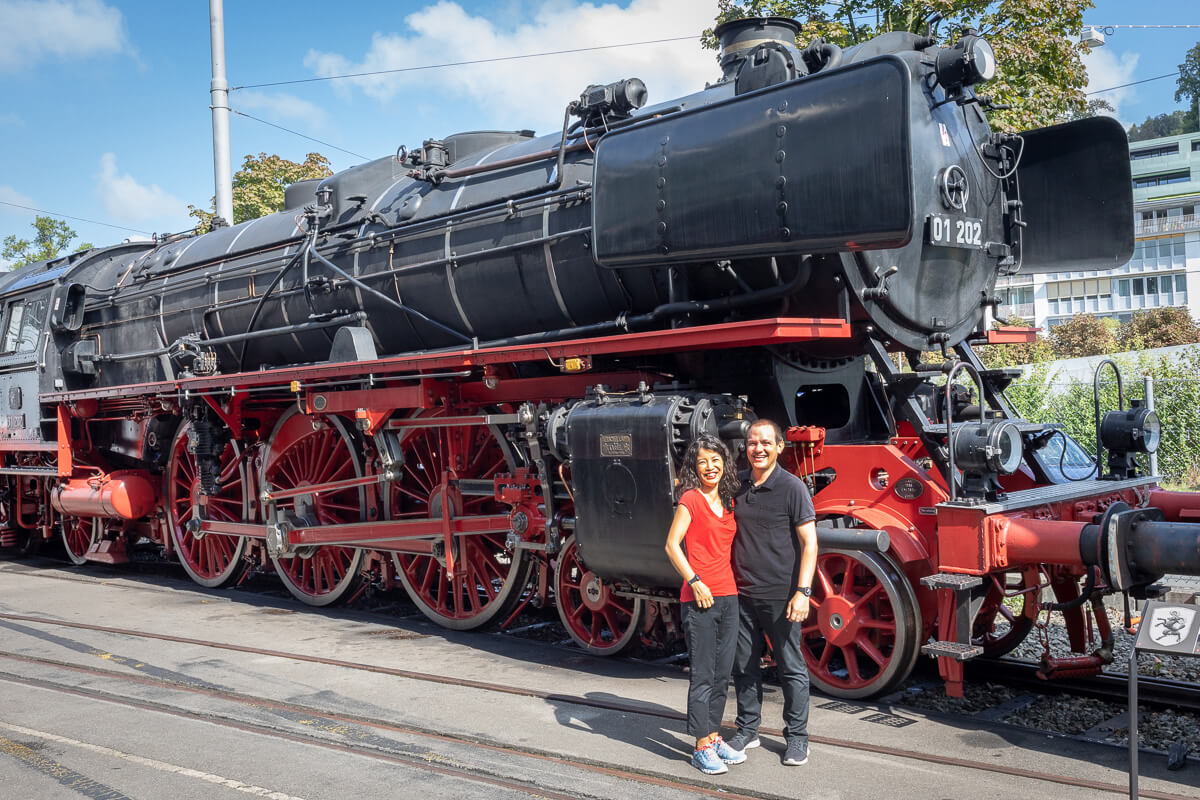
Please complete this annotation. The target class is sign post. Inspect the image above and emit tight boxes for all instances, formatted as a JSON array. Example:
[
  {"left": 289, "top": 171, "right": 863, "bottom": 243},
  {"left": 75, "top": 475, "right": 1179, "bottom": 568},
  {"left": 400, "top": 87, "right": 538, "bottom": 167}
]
[{"left": 1128, "top": 600, "right": 1200, "bottom": 799}]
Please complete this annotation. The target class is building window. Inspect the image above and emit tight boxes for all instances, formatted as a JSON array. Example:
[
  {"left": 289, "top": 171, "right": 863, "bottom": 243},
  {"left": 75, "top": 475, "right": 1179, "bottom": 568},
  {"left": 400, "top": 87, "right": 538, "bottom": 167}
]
[
  {"left": 1177, "top": 273, "right": 1187, "bottom": 292},
  {"left": 1194, "top": 140, "right": 1200, "bottom": 152},
  {"left": 1132, "top": 278, "right": 1144, "bottom": 295},
  {"left": 1133, "top": 171, "right": 1190, "bottom": 189},
  {"left": 1130, "top": 144, "right": 1179, "bottom": 160},
  {"left": 1117, "top": 279, "right": 1130, "bottom": 297}
]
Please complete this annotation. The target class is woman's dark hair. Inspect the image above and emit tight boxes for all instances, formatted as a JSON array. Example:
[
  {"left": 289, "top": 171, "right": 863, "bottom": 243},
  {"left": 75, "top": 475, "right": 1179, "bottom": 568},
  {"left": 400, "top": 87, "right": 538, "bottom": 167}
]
[{"left": 678, "top": 434, "right": 741, "bottom": 511}]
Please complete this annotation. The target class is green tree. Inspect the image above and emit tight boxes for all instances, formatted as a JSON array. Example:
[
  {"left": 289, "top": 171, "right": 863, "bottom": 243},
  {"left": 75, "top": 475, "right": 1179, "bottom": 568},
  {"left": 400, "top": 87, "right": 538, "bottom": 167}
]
[
  {"left": 705, "top": 1, "right": 1093, "bottom": 131},
  {"left": 1126, "top": 110, "right": 1197, "bottom": 142},
  {"left": 2, "top": 216, "right": 93, "bottom": 269},
  {"left": 189, "top": 152, "right": 333, "bottom": 230},
  {"left": 1176, "top": 41, "right": 1200, "bottom": 133},
  {"left": 1048, "top": 313, "right": 1116, "bottom": 358},
  {"left": 1117, "top": 307, "right": 1200, "bottom": 351}
]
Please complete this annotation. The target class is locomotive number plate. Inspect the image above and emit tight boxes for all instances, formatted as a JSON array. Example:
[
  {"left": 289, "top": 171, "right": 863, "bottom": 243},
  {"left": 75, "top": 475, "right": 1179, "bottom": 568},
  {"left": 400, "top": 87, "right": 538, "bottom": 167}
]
[{"left": 926, "top": 213, "right": 983, "bottom": 249}]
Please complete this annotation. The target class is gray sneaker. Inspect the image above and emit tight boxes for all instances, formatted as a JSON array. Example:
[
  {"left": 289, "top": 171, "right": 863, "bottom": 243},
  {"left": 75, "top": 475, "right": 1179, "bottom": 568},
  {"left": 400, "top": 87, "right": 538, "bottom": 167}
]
[
  {"left": 725, "top": 731, "right": 760, "bottom": 753},
  {"left": 782, "top": 740, "right": 809, "bottom": 766}
]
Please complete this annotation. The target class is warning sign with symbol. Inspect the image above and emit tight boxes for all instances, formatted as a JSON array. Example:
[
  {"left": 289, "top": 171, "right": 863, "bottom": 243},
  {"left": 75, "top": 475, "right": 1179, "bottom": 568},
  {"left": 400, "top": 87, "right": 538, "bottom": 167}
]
[{"left": 1134, "top": 601, "right": 1200, "bottom": 656}]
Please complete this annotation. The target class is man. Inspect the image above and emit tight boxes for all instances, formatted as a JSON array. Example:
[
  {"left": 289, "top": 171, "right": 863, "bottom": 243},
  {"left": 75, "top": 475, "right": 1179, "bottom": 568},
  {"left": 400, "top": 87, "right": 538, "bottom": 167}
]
[{"left": 726, "top": 418, "right": 818, "bottom": 767}]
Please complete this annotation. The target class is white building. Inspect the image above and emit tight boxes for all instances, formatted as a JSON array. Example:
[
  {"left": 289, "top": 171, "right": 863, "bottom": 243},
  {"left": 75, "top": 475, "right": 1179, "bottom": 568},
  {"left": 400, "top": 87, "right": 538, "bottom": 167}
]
[{"left": 995, "top": 129, "right": 1200, "bottom": 328}]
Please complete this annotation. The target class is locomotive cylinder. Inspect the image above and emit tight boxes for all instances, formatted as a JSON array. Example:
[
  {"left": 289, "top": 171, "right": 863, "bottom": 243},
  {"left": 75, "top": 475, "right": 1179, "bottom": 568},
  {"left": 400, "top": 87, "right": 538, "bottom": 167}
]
[{"left": 50, "top": 471, "right": 159, "bottom": 520}]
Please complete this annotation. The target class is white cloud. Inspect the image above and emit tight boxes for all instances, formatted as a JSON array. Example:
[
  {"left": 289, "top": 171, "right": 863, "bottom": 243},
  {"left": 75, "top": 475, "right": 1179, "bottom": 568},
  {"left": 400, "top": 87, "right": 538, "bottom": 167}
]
[
  {"left": 1082, "top": 46, "right": 1140, "bottom": 125},
  {"left": 94, "top": 153, "right": 188, "bottom": 224},
  {"left": 0, "top": 184, "right": 35, "bottom": 213},
  {"left": 304, "top": 0, "right": 720, "bottom": 131},
  {"left": 234, "top": 90, "right": 328, "bottom": 126},
  {"left": 0, "top": 0, "right": 129, "bottom": 72}
]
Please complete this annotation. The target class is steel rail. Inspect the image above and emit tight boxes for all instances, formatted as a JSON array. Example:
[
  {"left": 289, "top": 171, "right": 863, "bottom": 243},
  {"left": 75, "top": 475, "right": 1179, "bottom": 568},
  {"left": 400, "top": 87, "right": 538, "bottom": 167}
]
[
  {"left": 972, "top": 657, "right": 1200, "bottom": 714},
  {"left": 0, "top": 652, "right": 768, "bottom": 800},
  {"left": 0, "top": 612, "right": 1192, "bottom": 800}
]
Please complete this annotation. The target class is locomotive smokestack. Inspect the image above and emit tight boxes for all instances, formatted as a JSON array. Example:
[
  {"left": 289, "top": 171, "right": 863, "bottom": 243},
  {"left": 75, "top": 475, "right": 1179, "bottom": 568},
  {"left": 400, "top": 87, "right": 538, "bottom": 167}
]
[{"left": 713, "top": 16, "right": 802, "bottom": 81}]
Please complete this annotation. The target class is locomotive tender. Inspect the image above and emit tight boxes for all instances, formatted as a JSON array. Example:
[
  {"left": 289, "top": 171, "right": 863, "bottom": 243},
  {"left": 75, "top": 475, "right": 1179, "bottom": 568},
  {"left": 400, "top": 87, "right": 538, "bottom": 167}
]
[{"left": 3, "top": 17, "right": 1198, "bottom": 698}]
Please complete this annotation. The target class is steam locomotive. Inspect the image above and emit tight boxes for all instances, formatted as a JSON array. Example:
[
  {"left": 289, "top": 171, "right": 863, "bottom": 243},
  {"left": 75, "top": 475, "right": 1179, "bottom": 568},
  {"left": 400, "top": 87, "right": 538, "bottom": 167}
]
[{"left": 3, "top": 17, "right": 1196, "bottom": 699}]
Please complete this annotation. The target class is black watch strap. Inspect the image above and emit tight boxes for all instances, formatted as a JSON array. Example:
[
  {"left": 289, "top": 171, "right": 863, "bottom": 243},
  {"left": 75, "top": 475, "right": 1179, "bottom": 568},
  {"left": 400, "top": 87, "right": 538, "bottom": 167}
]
[
  {"left": 796, "top": 586, "right": 812, "bottom": 597},
  {"left": 687, "top": 575, "right": 702, "bottom": 586}
]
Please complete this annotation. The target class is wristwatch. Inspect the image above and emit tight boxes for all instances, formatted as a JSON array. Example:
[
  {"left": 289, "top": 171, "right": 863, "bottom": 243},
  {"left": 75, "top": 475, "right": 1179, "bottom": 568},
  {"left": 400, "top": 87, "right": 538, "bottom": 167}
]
[
  {"left": 796, "top": 586, "right": 812, "bottom": 597},
  {"left": 688, "top": 575, "right": 702, "bottom": 586}
]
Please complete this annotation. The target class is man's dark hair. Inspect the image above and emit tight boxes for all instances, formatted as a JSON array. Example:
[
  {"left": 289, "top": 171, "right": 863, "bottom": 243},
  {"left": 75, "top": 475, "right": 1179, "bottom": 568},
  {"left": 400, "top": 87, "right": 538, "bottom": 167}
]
[{"left": 748, "top": 418, "right": 785, "bottom": 444}]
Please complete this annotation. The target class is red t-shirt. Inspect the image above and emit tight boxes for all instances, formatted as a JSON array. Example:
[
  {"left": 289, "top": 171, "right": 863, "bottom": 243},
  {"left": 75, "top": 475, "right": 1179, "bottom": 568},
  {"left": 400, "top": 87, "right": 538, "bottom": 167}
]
[{"left": 677, "top": 488, "right": 738, "bottom": 602}]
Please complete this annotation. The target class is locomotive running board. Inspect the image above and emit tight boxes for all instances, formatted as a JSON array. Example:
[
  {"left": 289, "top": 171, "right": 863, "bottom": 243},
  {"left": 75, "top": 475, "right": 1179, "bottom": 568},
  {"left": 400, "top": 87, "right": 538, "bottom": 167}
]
[
  {"left": 937, "top": 475, "right": 1158, "bottom": 514},
  {"left": 43, "top": 317, "right": 850, "bottom": 403}
]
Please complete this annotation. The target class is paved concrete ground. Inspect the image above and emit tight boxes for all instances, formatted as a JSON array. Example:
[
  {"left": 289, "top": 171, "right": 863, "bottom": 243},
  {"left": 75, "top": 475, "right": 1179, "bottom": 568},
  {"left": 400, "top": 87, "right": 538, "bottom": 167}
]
[{"left": 0, "top": 560, "right": 1196, "bottom": 800}]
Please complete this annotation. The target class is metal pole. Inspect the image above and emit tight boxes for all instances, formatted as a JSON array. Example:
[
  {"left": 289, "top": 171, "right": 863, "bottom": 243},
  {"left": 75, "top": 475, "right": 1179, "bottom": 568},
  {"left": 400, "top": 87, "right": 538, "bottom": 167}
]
[
  {"left": 1129, "top": 644, "right": 1138, "bottom": 800},
  {"left": 1143, "top": 375, "right": 1158, "bottom": 476},
  {"left": 209, "top": 0, "right": 234, "bottom": 227}
]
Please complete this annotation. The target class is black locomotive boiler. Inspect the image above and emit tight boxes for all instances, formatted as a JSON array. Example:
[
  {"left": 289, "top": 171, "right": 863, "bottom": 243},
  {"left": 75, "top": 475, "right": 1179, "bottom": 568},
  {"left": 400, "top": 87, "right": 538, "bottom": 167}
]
[{"left": 1, "top": 17, "right": 1196, "bottom": 700}]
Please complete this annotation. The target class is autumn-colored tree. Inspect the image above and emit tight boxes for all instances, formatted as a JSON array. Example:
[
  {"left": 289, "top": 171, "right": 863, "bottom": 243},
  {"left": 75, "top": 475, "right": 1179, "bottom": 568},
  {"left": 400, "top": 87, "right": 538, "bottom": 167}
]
[
  {"left": 189, "top": 152, "right": 333, "bottom": 230},
  {"left": 1, "top": 216, "right": 93, "bottom": 269},
  {"left": 1117, "top": 307, "right": 1200, "bottom": 352},
  {"left": 705, "top": 1, "right": 1093, "bottom": 131},
  {"left": 1047, "top": 313, "right": 1117, "bottom": 358}
]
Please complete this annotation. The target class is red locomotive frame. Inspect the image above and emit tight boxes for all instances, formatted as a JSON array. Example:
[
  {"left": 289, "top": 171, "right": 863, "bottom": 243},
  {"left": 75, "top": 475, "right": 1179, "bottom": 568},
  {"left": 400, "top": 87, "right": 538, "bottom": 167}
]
[{"left": 12, "top": 314, "right": 1190, "bottom": 699}]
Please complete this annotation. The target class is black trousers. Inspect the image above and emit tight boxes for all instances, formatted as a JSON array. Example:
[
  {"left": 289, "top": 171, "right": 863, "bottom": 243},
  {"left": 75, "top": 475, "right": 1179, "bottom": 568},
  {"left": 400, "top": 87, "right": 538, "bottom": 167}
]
[
  {"left": 682, "top": 594, "right": 739, "bottom": 738},
  {"left": 732, "top": 595, "right": 811, "bottom": 745}
]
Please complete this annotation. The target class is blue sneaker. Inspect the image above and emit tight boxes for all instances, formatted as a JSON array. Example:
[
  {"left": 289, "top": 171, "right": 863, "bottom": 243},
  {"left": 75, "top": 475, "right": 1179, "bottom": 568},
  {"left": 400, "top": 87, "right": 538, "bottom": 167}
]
[
  {"left": 712, "top": 735, "right": 747, "bottom": 765},
  {"left": 691, "top": 743, "right": 728, "bottom": 775}
]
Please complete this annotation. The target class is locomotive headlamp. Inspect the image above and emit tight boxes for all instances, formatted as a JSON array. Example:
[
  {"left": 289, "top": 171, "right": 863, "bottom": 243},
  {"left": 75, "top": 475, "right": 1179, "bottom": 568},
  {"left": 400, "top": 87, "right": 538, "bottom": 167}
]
[
  {"left": 1100, "top": 403, "right": 1161, "bottom": 455},
  {"left": 575, "top": 78, "right": 648, "bottom": 122},
  {"left": 935, "top": 32, "right": 997, "bottom": 92},
  {"left": 953, "top": 420, "right": 1023, "bottom": 476}
]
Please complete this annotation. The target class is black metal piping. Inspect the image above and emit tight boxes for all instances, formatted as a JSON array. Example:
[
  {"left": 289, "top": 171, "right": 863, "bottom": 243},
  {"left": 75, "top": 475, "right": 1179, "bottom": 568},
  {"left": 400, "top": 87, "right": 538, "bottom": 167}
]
[
  {"left": 304, "top": 230, "right": 473, "bottom": 345},
  {"left": 476, "top": 256, "right": 811, "bottom": 349},
  {"left": 96, "top": 312, "right": 367, "bottom": 364}
]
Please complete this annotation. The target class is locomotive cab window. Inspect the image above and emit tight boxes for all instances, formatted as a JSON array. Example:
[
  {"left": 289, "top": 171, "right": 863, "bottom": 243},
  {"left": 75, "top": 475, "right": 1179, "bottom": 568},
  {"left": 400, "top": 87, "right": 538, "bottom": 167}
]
[{"left": 1, "top": 297, "right": 48, "bottom": 354}]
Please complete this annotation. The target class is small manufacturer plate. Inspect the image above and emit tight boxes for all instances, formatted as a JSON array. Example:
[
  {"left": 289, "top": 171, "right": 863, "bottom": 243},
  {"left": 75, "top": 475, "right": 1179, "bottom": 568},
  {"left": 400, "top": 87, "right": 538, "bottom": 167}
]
[
  {"left": 599, "top": 433, "right": 633, "bottom": 458},
  {"left": 926, "top": 213, "right": 983, "bottom": 249}
]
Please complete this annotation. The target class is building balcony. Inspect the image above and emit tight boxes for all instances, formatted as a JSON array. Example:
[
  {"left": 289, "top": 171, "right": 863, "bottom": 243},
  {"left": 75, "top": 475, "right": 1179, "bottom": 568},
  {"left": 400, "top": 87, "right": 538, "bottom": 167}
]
[
  {"left": 1136, "top": 213, "right": 1200, "bottom": 236},
  {"left": 997, "top": 302, "right": 1035, "bottom": 319}
]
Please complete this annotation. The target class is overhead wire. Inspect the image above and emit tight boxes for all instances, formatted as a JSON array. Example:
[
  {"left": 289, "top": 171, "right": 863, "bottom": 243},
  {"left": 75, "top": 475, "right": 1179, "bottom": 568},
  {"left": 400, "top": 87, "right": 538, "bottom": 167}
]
[
  {"left": 0, "top": 200, "right": 154, "bottom": 236},
  {"left": 1087, "top": 72, "right": 1181, "bottom": 95},
  {"left": 230, "top": 35, "right": 703, "bottom": 91},
  {"left": 229, "top": 109, "right": 370, "bottom": 160}
]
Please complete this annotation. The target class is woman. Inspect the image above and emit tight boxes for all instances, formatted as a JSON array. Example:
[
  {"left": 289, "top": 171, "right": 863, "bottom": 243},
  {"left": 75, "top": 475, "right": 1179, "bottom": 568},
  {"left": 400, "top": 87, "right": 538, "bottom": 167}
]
[{"left": 664, "top": 433, "right": 745, "bottom": 775}]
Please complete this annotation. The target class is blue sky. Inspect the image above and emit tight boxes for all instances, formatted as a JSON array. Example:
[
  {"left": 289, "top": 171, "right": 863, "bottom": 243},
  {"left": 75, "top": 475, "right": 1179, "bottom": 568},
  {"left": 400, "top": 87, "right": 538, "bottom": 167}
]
[{"left": 0, "top": 0, "right": 1197, "bottom": 262}]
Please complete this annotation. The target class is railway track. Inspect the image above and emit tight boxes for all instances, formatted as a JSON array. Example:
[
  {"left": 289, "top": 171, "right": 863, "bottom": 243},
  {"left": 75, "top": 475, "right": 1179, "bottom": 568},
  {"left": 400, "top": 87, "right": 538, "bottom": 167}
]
[
  {"left": 8, "top": 555, "right": 1200, "bottom": 709},
  {"left": 0, "top": 606, "right": 1196, "bottom": 800},
  {"left": 971, "top": 657, "right": 1200, "bottom": 714}
]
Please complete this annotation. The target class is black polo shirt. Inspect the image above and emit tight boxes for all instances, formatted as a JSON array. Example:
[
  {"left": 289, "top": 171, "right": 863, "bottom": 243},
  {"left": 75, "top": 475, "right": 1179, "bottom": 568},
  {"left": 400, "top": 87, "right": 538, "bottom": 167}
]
[{"left": 732, "top": 465, "right": 816, "bottom": 600}]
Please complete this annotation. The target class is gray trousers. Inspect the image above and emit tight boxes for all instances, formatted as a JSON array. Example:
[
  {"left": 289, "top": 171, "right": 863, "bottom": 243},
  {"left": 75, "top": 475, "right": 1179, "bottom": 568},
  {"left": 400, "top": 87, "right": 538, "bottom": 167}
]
[
  {"left": 682, "top": 594, "right": 739, "bottom": 737},
  {"left": 732, "top": 595, "right": 811, "bottom": 745}
]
